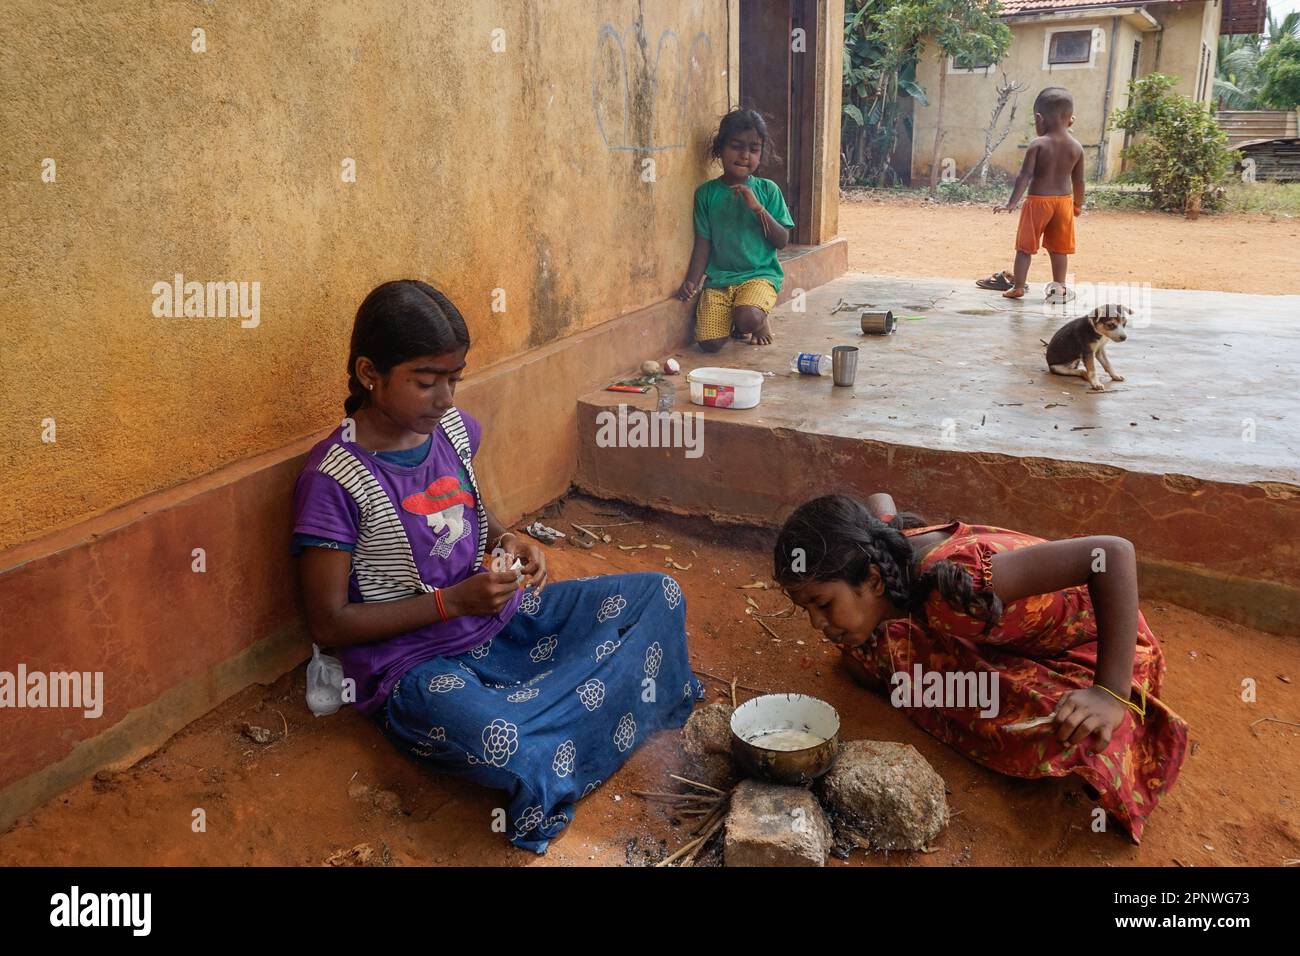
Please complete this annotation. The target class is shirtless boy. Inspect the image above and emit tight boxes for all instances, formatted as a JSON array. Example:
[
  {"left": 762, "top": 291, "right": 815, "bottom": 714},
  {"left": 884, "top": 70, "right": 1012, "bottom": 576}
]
[{"left": 994, "top": 87, "right": 1085, "bottom": 302}]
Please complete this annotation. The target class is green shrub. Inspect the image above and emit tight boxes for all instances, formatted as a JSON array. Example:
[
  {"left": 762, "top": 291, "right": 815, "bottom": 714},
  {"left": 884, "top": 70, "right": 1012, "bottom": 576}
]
[{"left": 1109, "top": 74, "right": 1234, "bottom": 212}]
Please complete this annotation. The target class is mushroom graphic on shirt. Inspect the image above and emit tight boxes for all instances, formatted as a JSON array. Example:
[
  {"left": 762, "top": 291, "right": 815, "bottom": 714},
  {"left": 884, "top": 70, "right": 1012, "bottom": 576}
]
[{"left": 402, "top": 476, "right": 476, "bottom": 559}]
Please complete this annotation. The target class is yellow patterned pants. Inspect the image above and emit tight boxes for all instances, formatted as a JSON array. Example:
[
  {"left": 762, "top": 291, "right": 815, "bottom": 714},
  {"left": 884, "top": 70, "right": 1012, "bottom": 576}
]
[{"left": 694, "top": 278, "right": 778, "bottom": 341}]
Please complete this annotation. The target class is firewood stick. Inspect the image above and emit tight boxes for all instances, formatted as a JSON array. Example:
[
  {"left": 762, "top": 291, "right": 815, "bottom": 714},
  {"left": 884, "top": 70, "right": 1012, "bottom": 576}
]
[
  {"left": 694, "top": 670, "right": 768, "bottom": 695},
  {"left": 656, "top": 836, "right": 703, "bottom": 867},
  {"left": 668, "top": 774, "right": 726, "bottom": 796},
  {"left": 630, "top": 790, "right": 717, "bottom": 803},
  {"left": 691, "top": 802, "right": 728, "bottom": 837},
  {"left": 656, "top": 825, "right": 717, "bottom": 867},
  {"left": 682, "top": 813, "right": 727, "bottom": 867}
]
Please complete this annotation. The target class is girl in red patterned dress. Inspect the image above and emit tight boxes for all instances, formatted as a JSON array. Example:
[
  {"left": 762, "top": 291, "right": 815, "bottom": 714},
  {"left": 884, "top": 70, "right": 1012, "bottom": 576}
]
[{"left": 773, "top": 493, "right": 1188, "bottom": 842}]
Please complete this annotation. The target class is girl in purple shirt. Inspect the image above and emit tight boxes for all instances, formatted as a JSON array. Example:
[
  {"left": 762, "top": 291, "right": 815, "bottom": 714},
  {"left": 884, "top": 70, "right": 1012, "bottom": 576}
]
[{"left": 292, "top": 280, "right": 702, "bottom": 853}]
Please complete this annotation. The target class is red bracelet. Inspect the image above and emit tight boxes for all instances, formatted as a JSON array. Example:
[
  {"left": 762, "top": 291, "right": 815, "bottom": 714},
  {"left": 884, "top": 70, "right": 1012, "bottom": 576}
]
[{"left": 433, "top": 588, "right": 449, "bottom": 623}]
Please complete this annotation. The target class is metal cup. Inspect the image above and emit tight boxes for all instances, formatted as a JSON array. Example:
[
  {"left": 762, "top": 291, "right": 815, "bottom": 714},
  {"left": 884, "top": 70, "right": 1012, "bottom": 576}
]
[
  {"left": 831, "top": 346, "right": 859, "bottom": 387},
  {"left": 860, "top": 309, "right": 896, "bottom": 335}
]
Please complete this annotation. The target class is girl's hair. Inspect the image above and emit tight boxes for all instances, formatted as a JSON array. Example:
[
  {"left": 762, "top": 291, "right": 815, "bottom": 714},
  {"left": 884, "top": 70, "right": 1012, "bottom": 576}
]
[
  {"left": 772, "top": 495, "right": 1002, "bottom": 627},
  {"left": 709, "top": 107, "right": 778, "bottom": 165},
  {"left": 344, "top": 280, "right": 471, "bottom": 416}
]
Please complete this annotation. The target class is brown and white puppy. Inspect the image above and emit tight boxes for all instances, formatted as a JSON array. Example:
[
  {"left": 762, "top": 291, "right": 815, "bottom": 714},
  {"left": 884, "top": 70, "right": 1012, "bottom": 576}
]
[{"left": 1044, "top": 304, "right": 1131, "bottom": 392}]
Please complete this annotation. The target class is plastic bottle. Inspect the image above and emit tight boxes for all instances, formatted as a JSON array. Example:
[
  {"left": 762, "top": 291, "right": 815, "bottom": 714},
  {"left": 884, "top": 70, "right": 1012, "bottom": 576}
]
[
  {"left": 306, "top": 643, "right": 346, "bottom": 717},
  {"left": 791, "top": 352, "right": 833, "bottom": 376}
]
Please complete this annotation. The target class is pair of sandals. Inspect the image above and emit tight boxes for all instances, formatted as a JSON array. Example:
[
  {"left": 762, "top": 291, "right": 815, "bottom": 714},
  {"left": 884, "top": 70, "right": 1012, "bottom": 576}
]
[{"left": 976, "top": 271, "right": 1076, "bottom": 304}]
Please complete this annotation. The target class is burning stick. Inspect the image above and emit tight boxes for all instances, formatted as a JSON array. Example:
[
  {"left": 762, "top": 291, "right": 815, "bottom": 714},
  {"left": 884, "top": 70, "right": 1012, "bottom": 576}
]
[
  {"left": 682, "top": 813, "right": 727, "bottom": 867},
  {"left": 690, "top": 799, "right": 728, "bottom": 836},
  {"left": 656, "top": 833, "right": 707, "bottom": 867},
  {"left": 657, "top": 805, "right": 727, "bottom": 867}
]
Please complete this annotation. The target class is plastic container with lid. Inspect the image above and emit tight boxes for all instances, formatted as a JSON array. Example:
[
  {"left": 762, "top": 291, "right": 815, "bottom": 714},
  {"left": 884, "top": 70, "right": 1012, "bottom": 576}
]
[{"left": 686, "top": 367, "right": 764, "bottom": 409}]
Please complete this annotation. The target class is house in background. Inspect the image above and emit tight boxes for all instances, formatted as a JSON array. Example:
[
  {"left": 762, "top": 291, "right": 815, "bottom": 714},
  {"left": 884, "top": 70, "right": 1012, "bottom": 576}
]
[{"left": 909, "top": 0, "right": 1268, "bottom": 183}]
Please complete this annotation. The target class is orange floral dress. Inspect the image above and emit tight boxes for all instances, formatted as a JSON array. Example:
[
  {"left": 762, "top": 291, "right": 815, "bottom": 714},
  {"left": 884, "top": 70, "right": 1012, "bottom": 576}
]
[{"left": 846, "top": 521, "right": 1189, "bottom": 842}]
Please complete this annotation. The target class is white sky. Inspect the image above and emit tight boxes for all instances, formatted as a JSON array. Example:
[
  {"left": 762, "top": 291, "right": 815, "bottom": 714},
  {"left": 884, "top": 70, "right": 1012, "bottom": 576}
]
[{"left": 1267, "top": 0, "right": 1300, "bottom": 21}]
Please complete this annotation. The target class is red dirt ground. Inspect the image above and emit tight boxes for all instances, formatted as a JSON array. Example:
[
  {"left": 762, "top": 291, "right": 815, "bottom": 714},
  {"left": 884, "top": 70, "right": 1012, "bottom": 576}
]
[
  {"left": 839, "top": 194, "right": 1300, "bottom": 295},
  {"left": 2, "top": 495, "right": 1296, "bottom": 867}
]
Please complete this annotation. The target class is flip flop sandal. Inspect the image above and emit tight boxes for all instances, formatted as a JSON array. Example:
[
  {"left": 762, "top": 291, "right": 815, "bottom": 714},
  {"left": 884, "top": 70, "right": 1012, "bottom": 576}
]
[
  {"left": 976, "top": 271, "right": 1019, "bottom": 291},
  {"left": 523, "top": 521, "right": 566, "bottom": 545},
  {"left": 1045, "top": 284, "right": 1076, "bottom": 304}
]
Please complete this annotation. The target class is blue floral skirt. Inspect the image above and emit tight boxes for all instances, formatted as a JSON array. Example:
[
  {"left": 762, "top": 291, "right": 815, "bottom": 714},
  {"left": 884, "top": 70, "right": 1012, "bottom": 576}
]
[{"left": 380, "top": 572, "right": 704, "bottom": 853}]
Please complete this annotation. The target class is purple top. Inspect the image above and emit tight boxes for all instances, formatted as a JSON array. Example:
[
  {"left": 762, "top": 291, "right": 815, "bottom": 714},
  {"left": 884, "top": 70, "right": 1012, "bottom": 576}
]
[{"left": 291, "top": 410, "right": 521, "bottom": 715}]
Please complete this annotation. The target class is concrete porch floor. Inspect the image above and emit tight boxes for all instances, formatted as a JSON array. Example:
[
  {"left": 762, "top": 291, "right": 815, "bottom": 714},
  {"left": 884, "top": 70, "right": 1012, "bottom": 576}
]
[
  {"left": 576, "top": 274, "right": 1300, "bottom": 634},
  {"left": 613, "top": 274, "right": 1300, "bottom": 484}
]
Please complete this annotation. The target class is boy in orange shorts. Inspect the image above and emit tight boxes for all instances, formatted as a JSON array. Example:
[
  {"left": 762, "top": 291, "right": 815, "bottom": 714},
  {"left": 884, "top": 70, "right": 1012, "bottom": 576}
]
[{"left": 992, "top": 87, "right": 1084, "bottom": 302}]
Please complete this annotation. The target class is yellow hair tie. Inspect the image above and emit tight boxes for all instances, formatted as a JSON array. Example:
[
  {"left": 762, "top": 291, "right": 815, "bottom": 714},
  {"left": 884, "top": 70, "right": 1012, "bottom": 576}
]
[{"left": 1096, "top": 682, "right": 1147, "bottom": 722}]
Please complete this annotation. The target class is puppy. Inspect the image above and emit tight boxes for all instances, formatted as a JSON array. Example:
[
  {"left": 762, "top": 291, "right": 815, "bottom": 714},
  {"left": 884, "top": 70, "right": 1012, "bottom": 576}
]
[{"left": 1044, "top": 304, "right": 1130, "bottom": 391}]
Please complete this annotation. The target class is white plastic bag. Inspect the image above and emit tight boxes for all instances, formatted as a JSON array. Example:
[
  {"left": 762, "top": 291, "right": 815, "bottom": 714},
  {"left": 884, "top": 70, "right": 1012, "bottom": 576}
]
[{"left": 306, "top": 643, "right": 345, "bottom": 717}]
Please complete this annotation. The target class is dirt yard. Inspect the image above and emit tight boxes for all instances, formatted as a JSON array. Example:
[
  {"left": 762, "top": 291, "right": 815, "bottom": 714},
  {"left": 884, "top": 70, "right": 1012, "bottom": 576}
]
[
  {"left": 839, "top": 194, "right": 1300, "bottom": 295},
  {"left": 2, "top": 495, "right": 1296, "bottom": 867}
]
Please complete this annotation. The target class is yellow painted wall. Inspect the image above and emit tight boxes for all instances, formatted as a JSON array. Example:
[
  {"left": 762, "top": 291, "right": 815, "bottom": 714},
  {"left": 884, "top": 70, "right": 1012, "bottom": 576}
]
[
  {"left": 1151, "top": 0, "right": 1222, "bottom": 104},
  {"left": 0, "top": 0, "right": 733, "bottom": 551},
  {"left": 913, "top": 19, "right": 1117, "bottom": 183},
  {"left": 1102, "top": 18, "right": 1142, "bottom": 179},
  {"left": 911, "top": 2, "right": 1218, "bottom": 184}
]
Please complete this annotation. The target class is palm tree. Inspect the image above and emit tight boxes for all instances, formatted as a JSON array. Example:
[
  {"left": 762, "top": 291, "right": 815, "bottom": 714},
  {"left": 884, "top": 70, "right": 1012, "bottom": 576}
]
[
  {"left": 1269, "top": 10, "right": 1300, "bottom": 42},
  {"left": 1215, "top": 38, "right": 1261, "bottom": 108},
  {"left": 1214, "top": 11, "right": 1300, "bottom": 109}
]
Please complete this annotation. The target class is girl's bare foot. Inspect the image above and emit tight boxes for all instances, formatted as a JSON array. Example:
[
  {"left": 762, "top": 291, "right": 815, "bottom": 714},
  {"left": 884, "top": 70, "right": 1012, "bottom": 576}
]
[
  {"left": 730, "top": 325, "right": 750, "bottom": 341},
  {"left": 1002, "top": 285, "right": 1027, "bottom": 299},
  {"left": 751, "top": 315, "right": 774, "bottom": 345}
]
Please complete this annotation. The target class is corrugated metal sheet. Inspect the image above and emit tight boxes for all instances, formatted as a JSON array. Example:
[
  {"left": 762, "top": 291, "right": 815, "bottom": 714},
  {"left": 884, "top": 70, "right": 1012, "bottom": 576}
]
[
  {"left": 1216, "top": 111, "right": 1300, "bottom": 146},
  {"left": 1235, "top": 138, "right": 1300, "bottom": 182}
]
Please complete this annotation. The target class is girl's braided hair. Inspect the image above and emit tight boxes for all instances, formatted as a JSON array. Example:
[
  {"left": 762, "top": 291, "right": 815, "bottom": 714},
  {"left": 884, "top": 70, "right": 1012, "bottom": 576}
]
[
  {"left": 344, "top": 280, "right": 471, "bottom": 417},
  {"left": 772, "top": 495, "right": 1002, "bottom": 627}
]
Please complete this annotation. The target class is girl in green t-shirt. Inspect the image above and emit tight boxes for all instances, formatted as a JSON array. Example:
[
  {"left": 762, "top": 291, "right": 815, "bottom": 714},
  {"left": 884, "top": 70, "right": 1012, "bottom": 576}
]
[{"left": 675, "top": 109, "right": 796, "bottom": 351}]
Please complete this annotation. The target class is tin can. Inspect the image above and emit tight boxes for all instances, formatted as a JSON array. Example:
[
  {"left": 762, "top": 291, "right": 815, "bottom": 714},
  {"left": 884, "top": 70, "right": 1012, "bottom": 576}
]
[{"left": 859, "top": 310, "right": 896, "bottom": 335}]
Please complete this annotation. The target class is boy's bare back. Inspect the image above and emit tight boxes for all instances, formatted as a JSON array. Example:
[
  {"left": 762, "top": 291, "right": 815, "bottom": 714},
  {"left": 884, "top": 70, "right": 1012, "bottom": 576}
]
[{"left": 1026, "top": 131, "right": 1083, "bottom": 197}]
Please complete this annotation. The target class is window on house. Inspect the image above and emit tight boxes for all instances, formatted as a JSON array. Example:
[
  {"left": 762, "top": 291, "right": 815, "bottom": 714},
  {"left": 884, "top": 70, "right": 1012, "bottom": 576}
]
[
  {"left": 951, "top": 51, "right": 994, "bottom": 72},
  {"left": 1048, "top": 30, "right": 1093, "bottom": 65}
]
